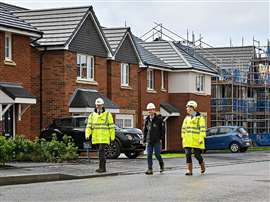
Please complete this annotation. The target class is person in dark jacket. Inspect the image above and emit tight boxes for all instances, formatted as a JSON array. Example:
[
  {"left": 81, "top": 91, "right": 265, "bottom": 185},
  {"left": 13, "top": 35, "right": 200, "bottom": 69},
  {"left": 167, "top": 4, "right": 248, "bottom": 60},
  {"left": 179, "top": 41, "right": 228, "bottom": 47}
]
[{"left": 143, "top": 103, "right": 165, "bottom": 175}]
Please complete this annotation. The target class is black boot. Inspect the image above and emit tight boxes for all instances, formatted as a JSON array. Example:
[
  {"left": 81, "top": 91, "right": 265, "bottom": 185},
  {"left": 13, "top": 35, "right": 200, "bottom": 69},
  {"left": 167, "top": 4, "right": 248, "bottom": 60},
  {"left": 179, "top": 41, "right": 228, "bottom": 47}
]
[
  {"left": 159, "top": 161, "right": 164, "bottom": 173},
  {"left": 96, "top": 159, "right": 106, "bottom": 173},
  {"left": 145, "top": 168, "right": 153, "bottom": 175}
]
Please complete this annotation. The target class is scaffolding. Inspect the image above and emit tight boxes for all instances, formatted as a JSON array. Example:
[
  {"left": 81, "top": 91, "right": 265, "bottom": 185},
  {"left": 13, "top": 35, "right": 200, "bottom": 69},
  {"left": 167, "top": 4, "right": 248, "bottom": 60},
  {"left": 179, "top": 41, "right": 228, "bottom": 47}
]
[
  {"left": 211, "top": 45, "right": 270, "bottom": 135},
  {"left": 140, "top": 23, "right": 270, "bottom": 135}
]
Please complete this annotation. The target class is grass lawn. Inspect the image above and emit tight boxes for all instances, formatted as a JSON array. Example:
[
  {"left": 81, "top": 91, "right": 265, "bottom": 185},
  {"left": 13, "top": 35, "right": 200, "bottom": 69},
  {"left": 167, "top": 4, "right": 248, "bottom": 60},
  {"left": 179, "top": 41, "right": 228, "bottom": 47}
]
[
  {"left": 248, "top": 146, "right": 270, "bottom": 151},
  {"left": 140, "top": 146, "right": 270, "bottom": 158},
  {"left": 161, "top": 153, "right": 186, "bottom": 158}
]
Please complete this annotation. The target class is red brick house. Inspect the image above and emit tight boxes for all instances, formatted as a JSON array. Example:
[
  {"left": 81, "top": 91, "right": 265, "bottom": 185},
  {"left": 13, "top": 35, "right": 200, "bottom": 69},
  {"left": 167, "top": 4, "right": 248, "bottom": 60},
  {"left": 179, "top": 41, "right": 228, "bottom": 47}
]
[
  {"left": 0, "top": 3, "right": 42, "bottom": 138},
  {"left": 102, "top": 27, "right": 142, "bottom": 129},
  {"left": 15, "top": 6, "right": 119, "bottom": 133},
  {"left": 1, "top": 3, "right": 218, "bottom": 151}
]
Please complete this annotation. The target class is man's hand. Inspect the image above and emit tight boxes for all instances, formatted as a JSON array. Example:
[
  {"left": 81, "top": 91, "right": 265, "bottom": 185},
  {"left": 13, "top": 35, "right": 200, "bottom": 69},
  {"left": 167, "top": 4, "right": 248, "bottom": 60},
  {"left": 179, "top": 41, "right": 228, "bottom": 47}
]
[{"left": 198, "top": 139, "right": 203, "bottom": 144}]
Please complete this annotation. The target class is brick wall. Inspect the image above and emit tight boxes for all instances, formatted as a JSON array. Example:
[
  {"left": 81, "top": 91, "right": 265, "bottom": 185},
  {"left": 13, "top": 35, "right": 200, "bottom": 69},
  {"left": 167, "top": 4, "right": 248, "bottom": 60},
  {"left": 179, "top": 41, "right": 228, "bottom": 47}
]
[
  {"left": 30, "top": 47, "right": 41, "bottom": 137},
  {"left": 108, "top": 61, "right": 139, "bottom": 125},
  {"left": 0, "top": 31, "right": 34, "bottom": 138},
  {"left": 139, "top": 69, "right": 169, "bottom": 128},
  {"left": 168, "top": 93, "right": 211, "bottom": 150},
  {"left": 41, "top": 50, "right": 108, "bottom": 128}
]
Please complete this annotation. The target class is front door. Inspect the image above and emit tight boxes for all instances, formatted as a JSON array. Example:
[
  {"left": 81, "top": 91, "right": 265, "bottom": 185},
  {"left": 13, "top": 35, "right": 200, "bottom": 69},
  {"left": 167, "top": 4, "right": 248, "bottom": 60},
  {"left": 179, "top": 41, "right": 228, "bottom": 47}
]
[{"left": 2, "top": 105, "right": 13, "bottom": 137}]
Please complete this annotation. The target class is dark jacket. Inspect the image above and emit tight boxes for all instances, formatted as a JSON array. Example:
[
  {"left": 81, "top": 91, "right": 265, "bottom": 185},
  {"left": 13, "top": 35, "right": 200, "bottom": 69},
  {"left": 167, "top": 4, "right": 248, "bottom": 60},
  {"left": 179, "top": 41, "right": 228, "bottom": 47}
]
[{"left": 143, "top": 114, "right": 165, "bottom": 144}]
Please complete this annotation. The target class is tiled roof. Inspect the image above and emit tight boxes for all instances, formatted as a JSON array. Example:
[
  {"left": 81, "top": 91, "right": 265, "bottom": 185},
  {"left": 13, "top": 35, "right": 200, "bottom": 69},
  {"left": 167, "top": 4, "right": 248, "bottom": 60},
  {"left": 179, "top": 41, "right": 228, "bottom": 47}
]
[
  {"left": 0, "top": 2, "right": 27, "bottom": 11},
  {"left": 0, "top": 4, "right": 41, "bottom": 36},
  {"left": 102, "top": 27, "right": 128, "bottom": 53},
  {"left": 173, "top": 42, "right": 218, "bottom": 73},
  {"left": 139, "top": 40, "right": 217, "bottom": 73},
  {"left": 139, "top": 41, "right": 187, "bottom": 69},
  {"left": 133, "top": 36, "right": 171, "bottom": 68},
  {"left": 196, "top": 46, "right": 255, "bottom": 69},
  {"left": 14, "top": 6, "right": 91, "bottom": 46}
]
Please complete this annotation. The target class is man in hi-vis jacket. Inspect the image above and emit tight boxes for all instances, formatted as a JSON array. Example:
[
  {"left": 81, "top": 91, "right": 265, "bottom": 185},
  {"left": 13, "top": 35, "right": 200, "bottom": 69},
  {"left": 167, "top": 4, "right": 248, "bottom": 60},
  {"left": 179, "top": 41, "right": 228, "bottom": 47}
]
[{"left": 85, "top": 98, "right": 115, "bottom": 173}]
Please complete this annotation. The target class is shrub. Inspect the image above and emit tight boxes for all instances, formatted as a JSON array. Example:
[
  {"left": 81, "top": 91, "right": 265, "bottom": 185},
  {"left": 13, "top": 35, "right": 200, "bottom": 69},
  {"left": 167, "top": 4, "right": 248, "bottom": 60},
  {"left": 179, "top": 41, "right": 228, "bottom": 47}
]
[
  {"left": 0, "top": 136, "right": 15, "bottom": 166},
  {"left": 0, "top": 134, "right": 78, "bottom": 165},
  {"left": 13, "top": 135, "right": 35, "bottom": 161},
  {"left": 38, "top": 134, "right": 78, "bottom": 163}
]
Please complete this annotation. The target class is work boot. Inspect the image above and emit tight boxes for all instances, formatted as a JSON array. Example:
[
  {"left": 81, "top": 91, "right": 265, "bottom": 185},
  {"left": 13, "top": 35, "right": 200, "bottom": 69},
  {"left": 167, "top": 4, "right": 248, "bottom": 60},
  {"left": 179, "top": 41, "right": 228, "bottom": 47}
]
[
  {"left": 145, "top": 168, "right": 153, "bottom": 175},
  {"left": 185, "top": 163, "right": 193, "bottom": 176},
  {"left": 200, "top": 161, "right": 206, "bottom": 174},
  {"left": 159, "top": 161, "right": 164, "bottom": 173},
  {"left": 96, "top": 159, "right": 106, "bottom": 173}
]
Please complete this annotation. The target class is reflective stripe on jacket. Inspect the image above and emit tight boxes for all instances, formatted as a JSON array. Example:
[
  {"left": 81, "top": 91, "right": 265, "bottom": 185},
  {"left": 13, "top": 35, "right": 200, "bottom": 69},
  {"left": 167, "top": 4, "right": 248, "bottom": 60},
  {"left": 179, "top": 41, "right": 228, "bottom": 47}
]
[
  {"left": 181, "top": 113, "right": 206, "bottom": 149},
  {"left": 85, "top": 111, "right": 115, "bottom": 144}
]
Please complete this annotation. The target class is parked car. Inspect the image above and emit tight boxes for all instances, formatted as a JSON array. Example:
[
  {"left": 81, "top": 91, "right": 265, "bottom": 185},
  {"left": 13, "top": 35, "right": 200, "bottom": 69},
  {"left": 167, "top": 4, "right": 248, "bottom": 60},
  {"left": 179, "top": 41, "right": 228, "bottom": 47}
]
[
  {"left": 205, "top": 126, "right": 251, "bottom": 153},
  {"left": 40, "top": 116, "right": 146, "bottom": 159}
]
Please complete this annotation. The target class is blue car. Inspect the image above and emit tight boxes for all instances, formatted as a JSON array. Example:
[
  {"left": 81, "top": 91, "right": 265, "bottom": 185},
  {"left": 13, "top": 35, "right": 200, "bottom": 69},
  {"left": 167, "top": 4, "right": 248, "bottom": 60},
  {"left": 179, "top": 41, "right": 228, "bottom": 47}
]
[{"left": 205, "top": 126, "right": 251, "bottom": 153}]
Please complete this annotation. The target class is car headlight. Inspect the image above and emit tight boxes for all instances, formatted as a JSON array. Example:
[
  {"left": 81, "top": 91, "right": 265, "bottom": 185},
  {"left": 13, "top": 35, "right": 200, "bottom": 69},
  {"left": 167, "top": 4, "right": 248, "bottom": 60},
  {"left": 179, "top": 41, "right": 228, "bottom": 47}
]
[{"left": 126, "top": 134, "right": 133, "bottom": 140}]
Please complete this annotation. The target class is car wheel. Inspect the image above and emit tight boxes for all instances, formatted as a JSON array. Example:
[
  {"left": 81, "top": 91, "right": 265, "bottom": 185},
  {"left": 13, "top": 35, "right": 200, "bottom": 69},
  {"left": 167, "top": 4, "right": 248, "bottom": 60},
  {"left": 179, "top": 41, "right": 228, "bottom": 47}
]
[
  {"left": 240, "top": 147, "right": 248, "bottom": 152},
  {"left": 229, "top": 142, "right": 240, "bottom": 153},
  {"left": 105, "top": 140, "right": 121, "bottom": 159},
  {"left": 124, "top": 151, "right": 142, "bottom": 159}
]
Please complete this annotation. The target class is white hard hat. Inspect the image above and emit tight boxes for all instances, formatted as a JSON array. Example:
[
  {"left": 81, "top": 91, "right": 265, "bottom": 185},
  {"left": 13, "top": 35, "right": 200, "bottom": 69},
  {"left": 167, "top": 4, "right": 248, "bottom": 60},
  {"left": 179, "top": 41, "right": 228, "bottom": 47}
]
[
  {"left": 146, "top": 103, "right": 156, "bottom": 110},
  {"left": 95, "top": 98, "right": 104, "bottom": 105},
  {"left": 186, "top": 100, "right": 198, "bottom": 109}
]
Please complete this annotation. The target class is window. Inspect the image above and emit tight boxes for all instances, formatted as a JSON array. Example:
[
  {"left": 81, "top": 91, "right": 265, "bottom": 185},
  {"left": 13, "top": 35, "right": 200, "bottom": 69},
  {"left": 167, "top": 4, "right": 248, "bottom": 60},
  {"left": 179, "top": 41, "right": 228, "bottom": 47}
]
[
  {"left": 5, "top": 32, "right": 12, "bottom": 60},
  {"left": 121, "top": 63, "right": 129, "bottom": 86},
  {"left": 217, "top": 127, "right": 233, "bottom": 135},
  {"left": 207, "top": 128, "right": 218, "bottom": 136},
  {"left": 161, "top": 71, "right": 165, "bottom": 89},
  {"left": 115, "top": 114, "right": 133, "bottom": 128},
  {"left": 196, "top": 75, "right": 205, "bottom": 92},
  {"left": 77, "top": 54, "right": 94, "bottom": 81},
  {"left": 147, "top": 69, "right": 154, "bottom": 90}
]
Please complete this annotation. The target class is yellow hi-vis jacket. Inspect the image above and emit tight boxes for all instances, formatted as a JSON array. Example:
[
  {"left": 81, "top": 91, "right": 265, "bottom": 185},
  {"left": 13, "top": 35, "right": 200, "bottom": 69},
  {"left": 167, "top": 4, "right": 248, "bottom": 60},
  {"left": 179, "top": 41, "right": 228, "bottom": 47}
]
[
  {"left": 181, "top": 113, "right": 206, "bottom": 149},
  {"left": 85, "top": 111, "right": 115, "bottom": 144}
]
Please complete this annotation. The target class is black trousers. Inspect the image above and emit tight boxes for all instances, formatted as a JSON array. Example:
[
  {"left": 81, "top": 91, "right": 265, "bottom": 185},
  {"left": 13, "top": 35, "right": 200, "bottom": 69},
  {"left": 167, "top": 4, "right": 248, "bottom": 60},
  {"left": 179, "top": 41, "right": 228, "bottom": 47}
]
[
  {"left": 98, "top": 144, "right": 106, "bottom": 161},
  {"left": 184, "top": 147, "right": 203, "bottom": 164}
]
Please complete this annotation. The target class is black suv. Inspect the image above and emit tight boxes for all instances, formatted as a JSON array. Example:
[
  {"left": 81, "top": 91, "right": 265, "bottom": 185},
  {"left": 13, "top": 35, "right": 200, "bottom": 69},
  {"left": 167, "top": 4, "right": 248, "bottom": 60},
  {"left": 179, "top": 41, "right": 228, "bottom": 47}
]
[{"left": 40, "top": 116, "right": 146, "bottom": 159}]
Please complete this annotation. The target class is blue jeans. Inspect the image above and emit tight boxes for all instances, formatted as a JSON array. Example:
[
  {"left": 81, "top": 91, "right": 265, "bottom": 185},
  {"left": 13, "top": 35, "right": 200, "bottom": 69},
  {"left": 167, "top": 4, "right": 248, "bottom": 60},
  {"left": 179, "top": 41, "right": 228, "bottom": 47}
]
[{"left": 147, "top": 142, "right": 163, "bottom": 169}]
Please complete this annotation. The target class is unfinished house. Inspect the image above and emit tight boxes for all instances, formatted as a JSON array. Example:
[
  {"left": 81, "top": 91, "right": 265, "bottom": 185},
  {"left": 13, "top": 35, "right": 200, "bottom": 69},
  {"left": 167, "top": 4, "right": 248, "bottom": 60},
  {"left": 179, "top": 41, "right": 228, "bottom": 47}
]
[{"left": 197, "top": 45, "right": 270, "bottom": 135}]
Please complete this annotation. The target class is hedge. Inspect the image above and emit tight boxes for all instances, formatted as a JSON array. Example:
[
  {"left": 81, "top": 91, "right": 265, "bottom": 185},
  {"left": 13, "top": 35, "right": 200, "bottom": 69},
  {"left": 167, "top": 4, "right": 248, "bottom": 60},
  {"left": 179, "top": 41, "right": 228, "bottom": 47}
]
[{"left": 0, "top": 134, "right": 78, "bottom": 166}]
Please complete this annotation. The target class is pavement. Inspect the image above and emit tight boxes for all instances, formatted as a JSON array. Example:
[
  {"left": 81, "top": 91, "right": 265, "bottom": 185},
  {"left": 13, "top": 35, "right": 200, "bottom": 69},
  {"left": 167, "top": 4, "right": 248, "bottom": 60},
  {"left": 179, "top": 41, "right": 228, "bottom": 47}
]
[{"left": 0, "top": 151, "right": 269, "bottom": 186}]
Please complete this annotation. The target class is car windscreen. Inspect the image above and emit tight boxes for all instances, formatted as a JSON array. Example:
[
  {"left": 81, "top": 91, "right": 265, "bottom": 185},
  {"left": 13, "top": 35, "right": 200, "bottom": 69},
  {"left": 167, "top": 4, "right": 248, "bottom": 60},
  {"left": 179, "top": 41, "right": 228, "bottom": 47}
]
[
  {"left": 75, "top": 117, "right": 87, "bottom": 128},
  {"left": 55, "top": 118, "right": 72, "bottom": 127}
]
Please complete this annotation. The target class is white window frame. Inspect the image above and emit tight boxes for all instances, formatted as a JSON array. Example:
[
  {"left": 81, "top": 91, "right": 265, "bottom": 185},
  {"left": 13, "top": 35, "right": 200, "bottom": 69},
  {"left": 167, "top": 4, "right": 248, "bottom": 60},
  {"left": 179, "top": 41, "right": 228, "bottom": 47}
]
[
  {"left": 196, "top": 75, "right": 205, "bottom": 92},
  {"left": 161, "top": 71, "right": 165, "bottom": 89},
  {"left": 77, "top": 54, "right": 94, "bottom": 81},
  {"left": 115, "top": 114, "right": 133, "bottom": 128},
  {"left": 5, "top": 32, "right": 12, "bottom": 61},
  {"left": 121, "top": 63, "right": 129, "bottom": 86},
  {"left": 147, "top": 69, "right": 154, "bottom": 90}
]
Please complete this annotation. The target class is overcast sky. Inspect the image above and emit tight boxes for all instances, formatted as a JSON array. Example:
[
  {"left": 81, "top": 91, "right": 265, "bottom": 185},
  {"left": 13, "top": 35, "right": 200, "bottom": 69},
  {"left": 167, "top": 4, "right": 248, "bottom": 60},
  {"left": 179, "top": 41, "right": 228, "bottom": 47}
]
[{"left": 3, "top": 0, "right": 270, "bottom": 47}]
